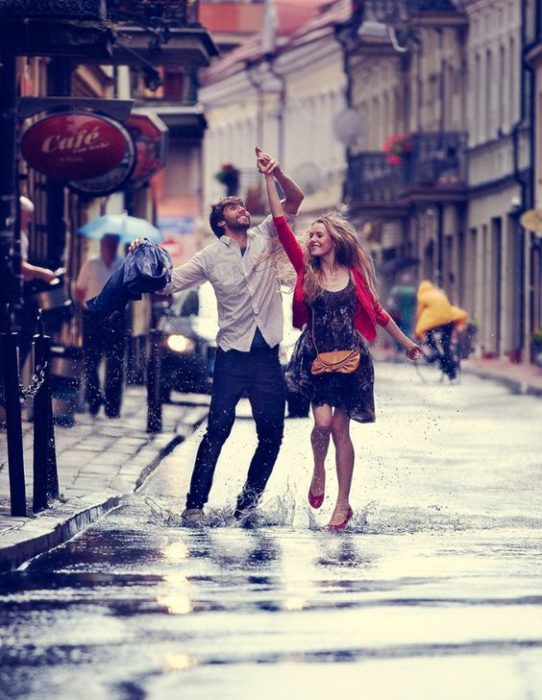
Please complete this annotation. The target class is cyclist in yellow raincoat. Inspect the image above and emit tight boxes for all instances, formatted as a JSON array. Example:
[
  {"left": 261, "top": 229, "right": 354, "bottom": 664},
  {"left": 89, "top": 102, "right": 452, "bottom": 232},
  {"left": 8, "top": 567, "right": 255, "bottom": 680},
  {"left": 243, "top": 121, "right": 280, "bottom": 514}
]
[{"left": 415, "top": 281, "right": 468, "bottom": 380}]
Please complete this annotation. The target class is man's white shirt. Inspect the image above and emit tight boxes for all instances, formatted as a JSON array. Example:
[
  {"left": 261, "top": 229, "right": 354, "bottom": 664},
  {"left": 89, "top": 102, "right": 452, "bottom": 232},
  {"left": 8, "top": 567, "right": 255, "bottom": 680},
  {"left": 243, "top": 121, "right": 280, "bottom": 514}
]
[{"left": 164, "top": 214, "right": 294, "bottom": 352}]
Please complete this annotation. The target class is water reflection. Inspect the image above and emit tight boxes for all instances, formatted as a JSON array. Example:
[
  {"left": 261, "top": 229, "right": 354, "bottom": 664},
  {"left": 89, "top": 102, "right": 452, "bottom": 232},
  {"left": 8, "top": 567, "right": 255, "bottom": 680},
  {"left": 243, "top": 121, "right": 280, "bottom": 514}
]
[
  {"left": 1, "top": 497, "right": 542, "bottom": 699},
  {"left": 317, "top": 538, "right": 375, "bottom": 570}
]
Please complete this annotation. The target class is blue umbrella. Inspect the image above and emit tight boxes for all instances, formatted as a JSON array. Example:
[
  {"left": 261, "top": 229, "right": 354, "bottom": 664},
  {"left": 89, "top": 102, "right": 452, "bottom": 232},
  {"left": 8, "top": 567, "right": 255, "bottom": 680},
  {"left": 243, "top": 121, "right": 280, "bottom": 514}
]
[{"left": 78, "top": 213, "right": 161, "bottom": 242}]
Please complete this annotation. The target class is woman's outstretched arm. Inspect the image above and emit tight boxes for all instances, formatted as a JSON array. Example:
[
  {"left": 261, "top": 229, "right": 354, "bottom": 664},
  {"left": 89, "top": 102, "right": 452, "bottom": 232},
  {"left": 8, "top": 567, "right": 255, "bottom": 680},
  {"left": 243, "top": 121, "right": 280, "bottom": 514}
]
[
  {"left": 262, "top": 171, "right": 305, "bottom": 272},
  {"left": 383, "top": 318, "right": 421, "bottom": 360}
]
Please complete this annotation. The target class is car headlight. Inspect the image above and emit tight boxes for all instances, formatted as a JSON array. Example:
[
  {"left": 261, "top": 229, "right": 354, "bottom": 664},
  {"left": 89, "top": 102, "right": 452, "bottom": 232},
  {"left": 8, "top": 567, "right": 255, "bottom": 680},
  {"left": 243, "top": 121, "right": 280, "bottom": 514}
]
[{"left": 166, "top": 334, "right": 195, "bottom": 354}]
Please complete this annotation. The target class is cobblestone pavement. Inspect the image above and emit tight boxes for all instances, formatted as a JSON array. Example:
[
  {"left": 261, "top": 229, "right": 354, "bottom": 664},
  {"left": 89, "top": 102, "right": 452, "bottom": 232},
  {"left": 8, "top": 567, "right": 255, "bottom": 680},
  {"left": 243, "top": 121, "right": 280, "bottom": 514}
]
[{"left": 0, "top": 386, "right": 209, "bottom": 572}]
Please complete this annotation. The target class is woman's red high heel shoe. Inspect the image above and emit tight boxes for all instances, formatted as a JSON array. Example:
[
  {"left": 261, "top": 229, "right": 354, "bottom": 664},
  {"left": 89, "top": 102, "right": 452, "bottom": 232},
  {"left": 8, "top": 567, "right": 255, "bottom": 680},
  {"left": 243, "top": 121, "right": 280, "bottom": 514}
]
[
  {"left": 327, "top": 507, "right": 353, "bottom": 531},
  {"left": 308, "top": 489, "right": 324, "bottom": 509}
]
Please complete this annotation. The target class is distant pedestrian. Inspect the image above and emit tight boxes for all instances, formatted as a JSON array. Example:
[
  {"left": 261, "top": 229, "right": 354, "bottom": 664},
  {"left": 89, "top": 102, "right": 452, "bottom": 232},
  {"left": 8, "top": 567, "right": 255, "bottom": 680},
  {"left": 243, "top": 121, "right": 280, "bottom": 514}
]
[
  {"left": 75, "top": 234, "right": 125, "bottom": 418},
  {"left": 130, "top": 147, "right": 304, "bottom": 526},
  {"left": 261, "top": 159, "right": 420, "bottom": 531},
  {"left": 390, "top": 272, "right": 417, "bottom": 340}
]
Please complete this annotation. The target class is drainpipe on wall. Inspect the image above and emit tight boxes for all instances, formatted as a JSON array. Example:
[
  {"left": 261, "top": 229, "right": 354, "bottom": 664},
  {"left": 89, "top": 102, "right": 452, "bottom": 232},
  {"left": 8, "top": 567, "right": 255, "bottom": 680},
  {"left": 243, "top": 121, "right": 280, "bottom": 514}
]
[
  {"left": 264, "top": 55, "right": 286, "bottom": 165},
  {"left": 334, "top": 15, "right": 358, "bottom": 204},
  {"left": 245, "top": 61, "right": 265, "bottom": 149},
  {"left": 512, "top": 0, "right": 535, "bottom": 359}
]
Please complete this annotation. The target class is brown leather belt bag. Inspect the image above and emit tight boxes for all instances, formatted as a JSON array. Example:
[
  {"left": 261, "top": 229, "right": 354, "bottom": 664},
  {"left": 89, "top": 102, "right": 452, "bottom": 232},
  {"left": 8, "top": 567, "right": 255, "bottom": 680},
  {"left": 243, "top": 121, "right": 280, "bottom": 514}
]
[{"left": 311, "top": 349, "right": 360, "bottom": 375}]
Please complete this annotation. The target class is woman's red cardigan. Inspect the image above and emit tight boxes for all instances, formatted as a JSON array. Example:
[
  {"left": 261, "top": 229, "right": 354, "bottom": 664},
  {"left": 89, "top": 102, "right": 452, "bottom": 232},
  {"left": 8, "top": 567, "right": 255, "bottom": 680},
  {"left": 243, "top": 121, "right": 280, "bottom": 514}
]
[{"left": 273, "top": 216, "right": 390, "bottom": 341}]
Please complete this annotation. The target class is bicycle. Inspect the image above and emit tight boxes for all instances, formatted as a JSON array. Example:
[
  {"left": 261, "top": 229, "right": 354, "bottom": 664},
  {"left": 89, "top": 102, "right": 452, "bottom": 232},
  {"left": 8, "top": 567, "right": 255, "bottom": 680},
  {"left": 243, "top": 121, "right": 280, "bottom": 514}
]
[{"left": 414, "top": 322, "right": 461, "bottom": 384}]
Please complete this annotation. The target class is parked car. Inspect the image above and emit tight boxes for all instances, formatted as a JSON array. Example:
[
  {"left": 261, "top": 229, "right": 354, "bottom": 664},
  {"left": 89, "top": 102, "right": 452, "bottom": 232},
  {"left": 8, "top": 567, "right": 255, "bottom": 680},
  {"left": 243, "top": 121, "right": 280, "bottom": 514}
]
[{"left": 157, "top": 282, "right": 218, "bottom": 401}]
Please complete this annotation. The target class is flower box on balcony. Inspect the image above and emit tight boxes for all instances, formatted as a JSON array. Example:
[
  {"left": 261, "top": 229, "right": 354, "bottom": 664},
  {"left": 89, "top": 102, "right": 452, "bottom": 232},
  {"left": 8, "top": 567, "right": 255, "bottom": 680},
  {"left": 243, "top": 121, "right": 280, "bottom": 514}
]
[{"left": 383, "top": 133, "right": 412, "bottom": 166}]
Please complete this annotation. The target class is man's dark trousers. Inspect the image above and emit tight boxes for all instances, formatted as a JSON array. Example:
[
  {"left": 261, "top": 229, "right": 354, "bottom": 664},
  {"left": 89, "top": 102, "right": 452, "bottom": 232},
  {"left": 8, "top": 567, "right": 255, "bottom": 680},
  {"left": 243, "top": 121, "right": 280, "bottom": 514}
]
[
  {"left": 186, "top": 345, "right": 285, "bottom": 514},
  {"left": 82, "top": 309, "right": 126, "bottom": 417}
]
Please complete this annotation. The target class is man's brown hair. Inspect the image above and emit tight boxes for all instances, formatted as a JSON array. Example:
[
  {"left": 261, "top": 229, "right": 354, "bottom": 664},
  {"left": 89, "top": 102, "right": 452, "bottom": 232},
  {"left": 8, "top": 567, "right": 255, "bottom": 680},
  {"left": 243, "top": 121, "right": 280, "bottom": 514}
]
[{"left": 209, "top": 196, "right": 245, "bottom": 237}]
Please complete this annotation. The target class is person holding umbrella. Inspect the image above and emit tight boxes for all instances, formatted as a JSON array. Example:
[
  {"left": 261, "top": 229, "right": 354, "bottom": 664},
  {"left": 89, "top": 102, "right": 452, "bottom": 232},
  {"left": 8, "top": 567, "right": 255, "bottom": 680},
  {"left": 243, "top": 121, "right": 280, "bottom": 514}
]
[
  {"left": 76, "top": 213, "right": 161, "bottom": 417},
  {"left": 75, "top": 233, "right": 125, "bottom": 417}
]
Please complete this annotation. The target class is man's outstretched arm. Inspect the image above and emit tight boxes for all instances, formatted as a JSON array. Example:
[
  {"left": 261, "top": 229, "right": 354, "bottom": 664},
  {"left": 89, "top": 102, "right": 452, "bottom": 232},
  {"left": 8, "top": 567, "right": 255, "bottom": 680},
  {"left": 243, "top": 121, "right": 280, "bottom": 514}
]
[{"left": 255, "top": 146, "right": 304, "bottom": 214}]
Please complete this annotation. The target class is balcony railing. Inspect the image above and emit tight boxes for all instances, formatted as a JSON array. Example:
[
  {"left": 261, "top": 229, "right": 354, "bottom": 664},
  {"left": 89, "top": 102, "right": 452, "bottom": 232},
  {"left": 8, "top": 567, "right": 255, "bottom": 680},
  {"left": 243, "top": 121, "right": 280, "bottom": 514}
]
[
  {"left": 346, "top": 131, "right": 467, "bottom": 207},
  {"left": 0, "top": 0, "right": 105, "bottom": 18},
  {"left": 107, "top": 0, "right": 199, "bottom": 27},
  {"left": 347, "top": 154, "right": 407, "bottom": 205}
]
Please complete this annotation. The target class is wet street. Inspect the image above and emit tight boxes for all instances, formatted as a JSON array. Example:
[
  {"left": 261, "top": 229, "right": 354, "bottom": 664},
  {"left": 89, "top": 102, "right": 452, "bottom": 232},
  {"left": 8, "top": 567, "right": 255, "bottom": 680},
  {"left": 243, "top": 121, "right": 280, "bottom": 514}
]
[{"left": 1, "top": 364, "right": 542, "bottom": 700}]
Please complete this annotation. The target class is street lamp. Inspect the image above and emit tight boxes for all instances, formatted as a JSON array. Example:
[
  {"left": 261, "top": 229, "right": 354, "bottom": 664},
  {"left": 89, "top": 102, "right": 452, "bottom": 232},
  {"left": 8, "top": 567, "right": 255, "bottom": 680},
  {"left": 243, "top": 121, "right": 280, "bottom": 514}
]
[{"left": 357, "top": 20, "right": 408, "bottom": 53}]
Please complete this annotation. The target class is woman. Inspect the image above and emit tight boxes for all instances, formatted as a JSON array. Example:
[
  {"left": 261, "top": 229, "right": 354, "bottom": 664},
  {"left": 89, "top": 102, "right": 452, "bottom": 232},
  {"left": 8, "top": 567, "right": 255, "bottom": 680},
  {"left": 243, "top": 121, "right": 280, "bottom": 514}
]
[{"left": 260, "top": 157, "right": 420, "bottom": 530}]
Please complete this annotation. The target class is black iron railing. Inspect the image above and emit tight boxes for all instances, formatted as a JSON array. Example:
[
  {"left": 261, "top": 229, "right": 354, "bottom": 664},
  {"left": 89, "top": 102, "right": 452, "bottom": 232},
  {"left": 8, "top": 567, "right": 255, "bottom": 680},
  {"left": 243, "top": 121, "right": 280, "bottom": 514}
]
[
  {"left": 347, "top": 153, "right": 407, "bottom": 205},
  {"left": 405, "top": 0, "right": 456, "bottom": 11},
  {"left": 346, "top": 131, "right": 467, "bottom": 205},
  {"left": 107, "top": 0, "right": 199, "bottom": 27},
  {"left": 406, "top": 131, "right": 467, "bottom": 187},
  {"left": 0, "top": 0, "right": 105, "bottom": 19}
]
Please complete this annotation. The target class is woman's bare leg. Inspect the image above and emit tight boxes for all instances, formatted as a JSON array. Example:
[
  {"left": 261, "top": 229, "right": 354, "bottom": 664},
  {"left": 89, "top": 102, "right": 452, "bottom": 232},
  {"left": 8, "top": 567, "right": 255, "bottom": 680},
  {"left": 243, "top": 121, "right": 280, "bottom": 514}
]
[
  {"left": 328, "top": 408, "right": 354, "bottom": 526},
  {"left": 309, "top": 404, "right": 332, "bottom": 498}
]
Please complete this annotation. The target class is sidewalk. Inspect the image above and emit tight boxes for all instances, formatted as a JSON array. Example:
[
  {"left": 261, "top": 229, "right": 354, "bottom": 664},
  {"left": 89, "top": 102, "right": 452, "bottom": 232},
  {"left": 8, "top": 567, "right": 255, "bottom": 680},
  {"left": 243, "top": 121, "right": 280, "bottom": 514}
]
[
  {"left": 461, "top": 355, "right": 542, "bottom": 396},
  {"left": 374, "top": 344, "right": 542, "bottom": 397},
  {"left": 0, "top": 387, "right": 209, "bottom": 572}
]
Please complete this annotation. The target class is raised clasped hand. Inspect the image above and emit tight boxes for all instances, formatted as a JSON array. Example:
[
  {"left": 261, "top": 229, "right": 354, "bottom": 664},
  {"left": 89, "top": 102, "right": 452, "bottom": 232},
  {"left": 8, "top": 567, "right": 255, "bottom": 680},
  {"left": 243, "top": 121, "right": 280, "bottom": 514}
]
[{"left": 255, "top": 146, "right": 279, "bottom": 175}]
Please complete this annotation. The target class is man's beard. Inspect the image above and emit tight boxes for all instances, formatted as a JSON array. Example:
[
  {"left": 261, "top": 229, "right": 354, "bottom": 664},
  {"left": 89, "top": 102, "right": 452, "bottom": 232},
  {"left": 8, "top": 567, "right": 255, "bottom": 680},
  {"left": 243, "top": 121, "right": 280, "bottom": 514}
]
[{"left": 228, "top": 217, "right": 250, "bottom": 232}]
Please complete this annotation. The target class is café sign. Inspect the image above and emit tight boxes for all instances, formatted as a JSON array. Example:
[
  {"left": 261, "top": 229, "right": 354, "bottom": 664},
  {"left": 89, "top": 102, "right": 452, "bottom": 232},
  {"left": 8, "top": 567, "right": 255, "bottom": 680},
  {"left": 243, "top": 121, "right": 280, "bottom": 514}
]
[{"left": 21, "top": 112, "right": 131, "bottom": 181}]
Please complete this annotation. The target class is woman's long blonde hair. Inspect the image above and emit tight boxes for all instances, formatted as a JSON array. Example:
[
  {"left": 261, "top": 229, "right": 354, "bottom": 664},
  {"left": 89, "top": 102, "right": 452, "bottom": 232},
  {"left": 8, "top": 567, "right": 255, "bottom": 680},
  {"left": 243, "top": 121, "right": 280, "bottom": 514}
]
[{"left": 303, "top": 212, "right": 377, "bottom": 304}]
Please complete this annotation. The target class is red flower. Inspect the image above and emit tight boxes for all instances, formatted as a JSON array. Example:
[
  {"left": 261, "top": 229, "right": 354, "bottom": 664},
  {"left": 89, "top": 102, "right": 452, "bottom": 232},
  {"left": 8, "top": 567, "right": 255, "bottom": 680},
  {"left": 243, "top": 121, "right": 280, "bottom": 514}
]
[
  {"left": 386, "top": 154, "right": 402, "bottom": 166},
  {"left": 383, "top": 133, "right": 412, "bottom": 165}
]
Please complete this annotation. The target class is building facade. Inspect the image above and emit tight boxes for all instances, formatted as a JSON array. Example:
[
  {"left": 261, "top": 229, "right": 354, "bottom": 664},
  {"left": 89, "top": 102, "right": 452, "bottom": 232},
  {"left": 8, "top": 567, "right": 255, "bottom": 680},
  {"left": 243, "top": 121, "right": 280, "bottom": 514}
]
[
  {"left": 1, "top": 1, "right": 217, "bottom": 368},
  {"left": 200, "top": 0, "right": 351, "bottom": 227},
  {"left": 345, "top": 0, "right": 469, "bottom": 314},
  {"left": 344, "top": 0, "right": 538, "bottom": 363}
]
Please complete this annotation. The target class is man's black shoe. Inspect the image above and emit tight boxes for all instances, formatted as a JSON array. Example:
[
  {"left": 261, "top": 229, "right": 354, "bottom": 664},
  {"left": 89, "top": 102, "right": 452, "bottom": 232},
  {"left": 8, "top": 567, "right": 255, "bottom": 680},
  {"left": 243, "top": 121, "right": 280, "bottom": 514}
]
[{"left": 235, "top": 490, "right": 257, "bottom": 516}]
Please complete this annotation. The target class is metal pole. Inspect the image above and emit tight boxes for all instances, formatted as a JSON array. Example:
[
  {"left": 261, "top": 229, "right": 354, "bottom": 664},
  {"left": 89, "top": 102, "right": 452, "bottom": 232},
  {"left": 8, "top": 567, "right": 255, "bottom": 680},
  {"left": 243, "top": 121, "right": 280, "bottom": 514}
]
[
  {"left": 0, "top": 54, "right": 20, "bottom": 313},
  {"left": 32, "top": 332, "right": 58, "bottom": 512},
  {"left": 0, "top": 55, "right": 27, "bottom": 516},
  {"left": 1, "top": 328, "right": 26, "bottom": 516},
  {"left": 436, "top": 202, "right": 444, "bottom": 288},
  {"left": 146, "top": 327, "right": 162, "bottom": 433}
]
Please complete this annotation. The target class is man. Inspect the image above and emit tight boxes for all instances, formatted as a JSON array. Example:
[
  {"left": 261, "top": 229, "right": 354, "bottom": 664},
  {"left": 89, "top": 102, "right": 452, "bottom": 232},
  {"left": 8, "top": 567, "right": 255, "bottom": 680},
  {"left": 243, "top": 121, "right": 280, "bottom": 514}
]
[
  {"left": 136, "top": 148, "right": 303, "bottom": 525},
  {"left": 19, "top": 197, "right": 58, "bottom": 286},
  {"left": 17, "top": 196, "right": 59, "bottom": 368},
  {"left": 415, "top": 280, "right": 467, "bottom": 381},
  {"left": 75, "top": 233, "right": 125, "bottom": 417}
]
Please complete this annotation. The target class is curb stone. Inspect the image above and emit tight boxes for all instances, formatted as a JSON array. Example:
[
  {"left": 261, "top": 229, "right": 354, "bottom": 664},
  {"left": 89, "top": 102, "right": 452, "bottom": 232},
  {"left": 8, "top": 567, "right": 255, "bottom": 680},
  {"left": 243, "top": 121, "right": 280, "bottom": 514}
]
[{"left": 0, "top": 405, "right": 207, "bottom": 573}]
